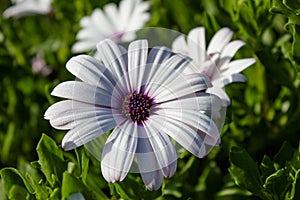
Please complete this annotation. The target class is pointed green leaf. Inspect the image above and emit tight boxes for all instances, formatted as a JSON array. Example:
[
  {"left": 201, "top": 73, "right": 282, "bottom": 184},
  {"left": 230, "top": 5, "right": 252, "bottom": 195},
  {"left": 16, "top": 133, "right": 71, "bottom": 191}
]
[
  {"left": 0, "top": 168, "right": 29, "bottom": 199},
  {"left": 260, "top": 155, "right": 276, "bottom": 181},
  {"left": 274, "top": 141, "right": 294, "bottom": 168},
  {"left": 229, "top": 147, "right": 270, "bottom": 199},
  {"left": 36, "top": 134, "right": 67, "bottom": 187}
]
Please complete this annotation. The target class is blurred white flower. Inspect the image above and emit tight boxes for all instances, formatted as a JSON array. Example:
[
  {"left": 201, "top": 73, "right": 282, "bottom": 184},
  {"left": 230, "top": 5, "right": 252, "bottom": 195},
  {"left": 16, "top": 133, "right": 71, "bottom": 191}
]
[
  {"left": 45, "top": 39, "right": 221, "bottom": 190},
  {"left": 31, "top": 52, "right": 52, "bottom": 76},
  {"left": 71, "top": 0, "right": 150, "bottom": 53},
  {"left": 3, "top": 0, "right": 52, "bottom": 18},
  {"left": 172, "top": 27, "right": 256, "bottom": 106}
]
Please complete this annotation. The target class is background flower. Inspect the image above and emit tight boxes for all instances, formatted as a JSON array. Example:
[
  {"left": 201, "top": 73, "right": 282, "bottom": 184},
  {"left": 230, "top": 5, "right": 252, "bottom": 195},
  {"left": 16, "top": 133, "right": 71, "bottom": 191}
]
[
  {"left": 172, "top": 27, "right": 256, "bottom": 106},
  {"left": 45, "top": 39, "right": 222, "bottom": 190},
  {"left": 71, "top": 0, "right": 150, "bottom": 53},
  {"left": 3, "top": 0, "right": 52, "bottom": 18}
]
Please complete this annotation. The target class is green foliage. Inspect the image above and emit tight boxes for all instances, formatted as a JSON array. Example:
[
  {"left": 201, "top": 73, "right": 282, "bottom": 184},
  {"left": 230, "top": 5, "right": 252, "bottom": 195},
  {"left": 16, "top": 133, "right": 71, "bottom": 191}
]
[
  {"left": 228, "top": 142, "right": 300, "bottom": 200},
  {"left": 0, "top": 0, "right": 300, "bottom": 199}
]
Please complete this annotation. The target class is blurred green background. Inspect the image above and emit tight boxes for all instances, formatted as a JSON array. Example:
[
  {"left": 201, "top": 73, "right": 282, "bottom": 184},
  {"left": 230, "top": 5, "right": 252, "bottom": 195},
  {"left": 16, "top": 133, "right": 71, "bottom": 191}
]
[{"left": 0, "top": 0, "right": 300, "bottom": 199}]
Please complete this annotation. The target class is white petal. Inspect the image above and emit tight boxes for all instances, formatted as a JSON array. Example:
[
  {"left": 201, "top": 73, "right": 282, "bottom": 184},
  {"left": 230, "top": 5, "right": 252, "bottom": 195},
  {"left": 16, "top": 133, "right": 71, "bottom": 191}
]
[
  {"left": 218, "top": 40, "right": 245, "bottom": 69},
  {"left": 120, "top": 0, "right": 150, "bottom": 31},
  {"left": 96, "top": 39, "right": 130, "bottom": 93},
  {"left": 3, "top": 0, "right": 51, "bottom": 18},
  {"left": 155, "top": 108, "right": 220, "bottom": 142},
  {"left": 140, "top": 170, "right": 163, "bottom": 191},
  {"left": 143, "top": 46, "right": 173, "bottom": 88},
  {"left": 101, "top": 121, "right": 138, "bottom": 182},
  {"left": 66, "top": 55, "right": 116, "bottom": 89},
  {"left": 136, "top": 128, "right": 163, "bottom": 191},
  {"left": 51, "top": 81, "right": 116, "bottom": 108},
  {"left": 150, "top": 114, "right": 218, "bottom": 158},
  {"left": 156, "top": 93, "right": 218, "bottom": 111},
  {"left": 71, "top": 40, "right": 99, "bottom": 53},
  {"left": 221, "top": 58, "right": 256, "bottom": 76},
  {"left": 207, "top": 27, "right": 233, "bottom": 54},
  {"left": 143, "top": 122, "right": 177, "bottom": 178},
  {"left": 103, "top": 4, "right": 119, "bottom": 31},
  {"left": 153, "top": 73, "right": 211, "bottom": 103},
  {"left": 172, "top": 35, "right": 188, "bottom": 55},
  {"left": 187, "top": 27, "right": 206, "bottom": 66},
  {"left": 146, "top": 54, "right": 191, "bottom": 98},
  {"left": 76, "top": 28, "right": 102, "bottom": 41},
  {"left": 61, "top": 115, "right": 118, "bottom": 150},
  {"left": 223, "top": 73, "right": 247, "bottom": 85},
  {"left": 44, "top": 100, "right": 118, "bottom": 131},
  {"left": 91, "top": 8, "right": 115, "bottom": 36},
  {"left": 127, "top": 40, "right": 148, "bottom": 92},
  {"left": 207, "top": 86, "right": 231, "bottom": 107},
  {"left": 147, "top": 46, "right": 173, "bottom": 65}
]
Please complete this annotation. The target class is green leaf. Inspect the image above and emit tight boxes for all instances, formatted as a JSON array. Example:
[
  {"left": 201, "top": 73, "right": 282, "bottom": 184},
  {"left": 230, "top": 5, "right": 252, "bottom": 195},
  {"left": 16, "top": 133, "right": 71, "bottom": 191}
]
[
  {"left": 291, "top": 25, "right": 300, "bottom": 59},
  {"left": 270, "top": 0, "right": 300, "bottom": 25},
  {"left": 273, "top": 141, "right": 294, "bottom": 168},
  {"left": 283, "top": 0, "right": 300, "bottom": 12},
  {"left": 260, "top": 155, "right": 276, "bottom": 181},
  {"left": 8, "top": 185, "right": 30, "bottom": 200},
  {"left": 229, "top": 147, "right": 270, "bottom": 199},
  {"left": 290, "top": 169, "right": 300, "bottom": 200},
  {"left": 25, "top": 172, "right": 50, "bottom": 200},
  {"left": 61, "top": 172, "right": 103, "bottom": 200},
  {"left": 36, "top": 134, "right": 67, "bottom": 187},
  {"left": 49, "top": 188, "right": 61, "bottom": 200},
  {"left": 75, "top": 147, "right": 89, "bottom": 184},
  {"left": 0, "top": 168, "right": 29, "bottom": 199},
  {"left": 263, "top": 168, "right": 292, "bottom": 199}
]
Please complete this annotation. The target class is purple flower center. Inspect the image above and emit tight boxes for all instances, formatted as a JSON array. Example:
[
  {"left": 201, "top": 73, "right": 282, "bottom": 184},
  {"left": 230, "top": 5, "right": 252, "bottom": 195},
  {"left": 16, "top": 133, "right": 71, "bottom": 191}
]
[{"left": 122, "top": 91, "right": 153, "bottom": 124}]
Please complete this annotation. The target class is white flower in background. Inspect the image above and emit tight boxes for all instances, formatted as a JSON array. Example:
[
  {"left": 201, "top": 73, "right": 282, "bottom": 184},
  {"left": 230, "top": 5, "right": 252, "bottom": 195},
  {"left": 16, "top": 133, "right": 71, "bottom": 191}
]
[
  {"left": 3, "top": 0, "right": 52, "bottom": 18},
  {"left": 45, "top": 39, "right": 222, "bottom": 190},
  {"left": 172, "top": 27, "right": 256, "bottom": 106},
  {"left": 71, "top": 0, "right": 150, "bottom": 53}
]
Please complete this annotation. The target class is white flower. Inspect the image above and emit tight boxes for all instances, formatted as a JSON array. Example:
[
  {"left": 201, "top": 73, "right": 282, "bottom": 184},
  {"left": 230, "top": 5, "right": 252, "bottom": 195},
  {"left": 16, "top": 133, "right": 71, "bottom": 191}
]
[
  {"left": 3, "top": 0, "right": 52, "bottom": 18},
  {"left": 172, "top": 27, "right": 256, "bottom": 106},
  {"left": 71, "top": 0, "right": 150, "bottom": 53},
  {"left": 45, "top": 39, "right": 222, "bottom": 190}
]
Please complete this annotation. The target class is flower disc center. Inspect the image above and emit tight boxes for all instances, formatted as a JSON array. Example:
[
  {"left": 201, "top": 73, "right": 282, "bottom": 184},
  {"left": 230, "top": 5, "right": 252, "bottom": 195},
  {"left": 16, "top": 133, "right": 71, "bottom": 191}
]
[{"left": 123, "top": 91, "right": 153, "bottom": 124}]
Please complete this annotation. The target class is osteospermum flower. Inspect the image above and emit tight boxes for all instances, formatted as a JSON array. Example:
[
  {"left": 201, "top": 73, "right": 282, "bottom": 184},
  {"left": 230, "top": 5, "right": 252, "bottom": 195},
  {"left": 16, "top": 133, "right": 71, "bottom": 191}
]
[
  {"left": 71, "top": 0, "right": 150, "bottom": 53},
  {"left": 45, "top": 39, "right": 222, "bottom": 190},
  {"left": 3, "top": 0, "right": 52, "bottom": 18},
  {"left": 172, "top": 27, "right": 256, "bottom": 106}
]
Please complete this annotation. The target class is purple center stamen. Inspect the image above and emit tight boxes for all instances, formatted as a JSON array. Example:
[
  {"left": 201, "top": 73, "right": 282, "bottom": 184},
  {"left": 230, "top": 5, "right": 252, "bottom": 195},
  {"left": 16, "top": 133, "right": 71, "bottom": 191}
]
[{"left": 122, "top": 91, "right": 153, "bottom": 124}]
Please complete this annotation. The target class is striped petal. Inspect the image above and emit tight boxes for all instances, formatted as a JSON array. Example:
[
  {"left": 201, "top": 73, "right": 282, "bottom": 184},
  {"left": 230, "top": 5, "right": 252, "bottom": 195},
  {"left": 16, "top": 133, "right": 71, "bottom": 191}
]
[
  {"left": 127, "top": 40, "right": 148, "bottom": 92},
  {"left": 66, "top": 55, "right": 116, "bottom": 88},
  {"left": 51, "top": 81, "right": 117, "bottom": 108},
  {"left": 101, "top": 121, "right": 138, "bottom": 182}
]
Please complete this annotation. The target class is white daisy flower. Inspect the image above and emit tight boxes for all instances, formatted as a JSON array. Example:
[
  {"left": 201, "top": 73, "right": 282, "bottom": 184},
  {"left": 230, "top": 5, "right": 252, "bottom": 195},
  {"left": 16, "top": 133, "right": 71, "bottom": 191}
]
[
  {"left": 71, "top": 0, "right": 150, "bottom": 53},
  {"left": 3, "top": 0, "right": 52, "bottom": 18},
  {"left": 172, "top": 27, "right": 256, "bottom": 106},
  {"left": 45, "top": 39, "right": 222, "bottom": 190}
]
